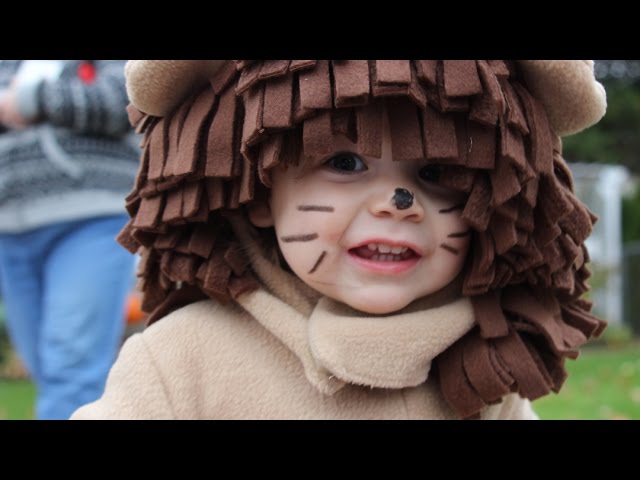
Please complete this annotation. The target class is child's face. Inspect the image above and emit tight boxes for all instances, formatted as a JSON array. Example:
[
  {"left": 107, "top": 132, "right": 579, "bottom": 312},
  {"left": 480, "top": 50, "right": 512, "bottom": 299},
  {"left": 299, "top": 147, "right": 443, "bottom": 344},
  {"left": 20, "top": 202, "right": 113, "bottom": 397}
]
[{"left": 251, "top": 113, "right": 471, "bottom": 314}]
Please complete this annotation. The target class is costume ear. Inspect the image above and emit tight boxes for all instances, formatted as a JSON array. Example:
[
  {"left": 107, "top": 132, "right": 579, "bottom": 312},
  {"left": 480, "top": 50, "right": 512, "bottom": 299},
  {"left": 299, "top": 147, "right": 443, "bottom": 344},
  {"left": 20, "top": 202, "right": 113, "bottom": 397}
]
[{"left": 247, "top": 200, "right": 274, "bottom": 228}]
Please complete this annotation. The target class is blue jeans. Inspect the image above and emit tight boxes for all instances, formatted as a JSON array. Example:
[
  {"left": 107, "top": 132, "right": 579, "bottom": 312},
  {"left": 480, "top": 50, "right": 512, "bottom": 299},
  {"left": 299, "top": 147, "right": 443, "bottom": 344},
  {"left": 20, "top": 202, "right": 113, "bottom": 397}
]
[{"left": 0, "top": 215, "right": 134, "bottom": 419}]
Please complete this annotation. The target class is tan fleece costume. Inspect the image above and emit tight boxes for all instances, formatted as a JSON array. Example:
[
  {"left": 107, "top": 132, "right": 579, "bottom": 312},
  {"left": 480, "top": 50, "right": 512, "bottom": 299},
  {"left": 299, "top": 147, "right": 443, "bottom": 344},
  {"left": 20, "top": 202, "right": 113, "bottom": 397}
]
[{"left": 72, "top": 217, "right": 537, "bottom": 419}]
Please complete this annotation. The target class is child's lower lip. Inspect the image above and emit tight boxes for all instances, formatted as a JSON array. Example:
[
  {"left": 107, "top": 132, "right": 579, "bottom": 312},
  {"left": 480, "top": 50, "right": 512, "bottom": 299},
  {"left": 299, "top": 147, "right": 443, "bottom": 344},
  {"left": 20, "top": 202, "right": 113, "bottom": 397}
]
[{"left": 347, "top": 250, "right": 421, "bottom": 274}]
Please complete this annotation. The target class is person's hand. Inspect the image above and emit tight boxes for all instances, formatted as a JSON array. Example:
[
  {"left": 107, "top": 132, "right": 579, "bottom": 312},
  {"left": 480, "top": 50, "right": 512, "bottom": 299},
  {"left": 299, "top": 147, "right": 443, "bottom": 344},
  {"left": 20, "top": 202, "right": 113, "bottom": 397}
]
[{"left": 0, "top": 81, "right": 32, "bottom": 130}]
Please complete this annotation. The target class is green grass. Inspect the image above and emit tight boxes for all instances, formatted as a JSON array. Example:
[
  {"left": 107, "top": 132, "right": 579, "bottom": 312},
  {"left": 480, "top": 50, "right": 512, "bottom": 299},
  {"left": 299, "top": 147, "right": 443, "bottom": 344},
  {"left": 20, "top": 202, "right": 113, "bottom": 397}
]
[
  {"left": 0, "top": 345, "right": 638, "bottom": 420},
  {"left": 0, "top": 380, "right": 35, "bottom": 420},
  {"left": 534, "top": 344, "right": 640, "bottom": 420}
]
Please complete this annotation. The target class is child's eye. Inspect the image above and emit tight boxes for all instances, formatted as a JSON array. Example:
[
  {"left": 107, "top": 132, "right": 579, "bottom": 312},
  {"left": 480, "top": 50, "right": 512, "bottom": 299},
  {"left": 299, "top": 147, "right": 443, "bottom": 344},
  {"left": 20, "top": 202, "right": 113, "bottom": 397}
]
[
  {"left": 419, "top": 165, "right": 443, "bottom": 183},
  {"left": 325, "top": 153, "right": 368, "bottom": 174}
]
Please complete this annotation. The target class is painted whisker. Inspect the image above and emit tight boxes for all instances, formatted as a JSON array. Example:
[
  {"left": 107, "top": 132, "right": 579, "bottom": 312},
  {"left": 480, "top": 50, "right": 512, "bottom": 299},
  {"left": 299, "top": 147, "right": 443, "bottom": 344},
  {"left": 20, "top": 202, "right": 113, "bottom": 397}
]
[
  {"left": 447, "top": 230, "right": 472, "bottom": 238},
  {"left": 297, "top": 205, "right": 335, "bottom": 212},
  {"left": 281, "top": 233, "right": 318, "bottom": 243},
  {"left": 439, "top": 203, "right": 465, "bottom": 214},
  {"left": 440, "top": 243, "right": 460, "bottom": 255},
  {"left": 308, "top": 251, "right": 327, "bottom": 274}
]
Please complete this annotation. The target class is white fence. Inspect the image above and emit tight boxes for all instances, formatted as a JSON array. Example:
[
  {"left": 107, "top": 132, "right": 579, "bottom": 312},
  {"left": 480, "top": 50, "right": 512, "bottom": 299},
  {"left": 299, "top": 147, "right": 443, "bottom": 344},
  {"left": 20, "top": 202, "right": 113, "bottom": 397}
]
[{"left": 570, "top": 163, "right": 631, "bottom": 326}]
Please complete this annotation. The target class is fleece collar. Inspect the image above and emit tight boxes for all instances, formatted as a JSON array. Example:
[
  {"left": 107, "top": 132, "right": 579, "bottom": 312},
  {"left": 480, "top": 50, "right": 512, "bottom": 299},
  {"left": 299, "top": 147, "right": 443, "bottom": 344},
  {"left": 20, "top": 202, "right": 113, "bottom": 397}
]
[
  {"left": 308, "top": 295, "right": 474, "bottom": 390},
  {"left": 231, "top": 217, "right": 475, "bottom": 394}
]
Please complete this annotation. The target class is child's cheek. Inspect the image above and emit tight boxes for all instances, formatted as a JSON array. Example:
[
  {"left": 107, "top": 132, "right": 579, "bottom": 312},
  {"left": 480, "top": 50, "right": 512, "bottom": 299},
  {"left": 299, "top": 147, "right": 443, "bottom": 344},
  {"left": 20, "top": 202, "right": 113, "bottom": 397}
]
[
  {"left": 317, "top": 208, "right": 351, "bottom": 246},
  {"left": 322, "top": 229, "right": 344, "bottom": 246}
]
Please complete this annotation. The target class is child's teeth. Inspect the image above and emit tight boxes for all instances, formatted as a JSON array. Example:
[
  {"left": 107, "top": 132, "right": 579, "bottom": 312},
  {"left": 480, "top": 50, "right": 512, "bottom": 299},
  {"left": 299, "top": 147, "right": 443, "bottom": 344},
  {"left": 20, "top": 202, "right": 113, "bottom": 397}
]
[{"left": 360, "top": 243, "right": 412, "bottom": 260}]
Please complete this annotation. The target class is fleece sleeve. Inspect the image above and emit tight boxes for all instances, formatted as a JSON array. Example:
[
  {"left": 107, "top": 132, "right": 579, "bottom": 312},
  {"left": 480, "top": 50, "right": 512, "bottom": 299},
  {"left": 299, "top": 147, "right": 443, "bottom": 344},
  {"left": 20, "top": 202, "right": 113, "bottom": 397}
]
[
  {"left": 70, "top": 333, "right": 176, "bottom": 420},
  {"left": 16, "top": 60, "right": 132, "bottom": 137}
]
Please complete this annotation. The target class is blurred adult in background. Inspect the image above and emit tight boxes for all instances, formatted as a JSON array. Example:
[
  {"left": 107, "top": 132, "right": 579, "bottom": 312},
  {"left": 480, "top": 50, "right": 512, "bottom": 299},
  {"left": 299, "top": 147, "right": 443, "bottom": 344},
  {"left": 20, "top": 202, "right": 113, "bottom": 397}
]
[{"left": 0, "top": 60, "right": 139, "bottom": 419}]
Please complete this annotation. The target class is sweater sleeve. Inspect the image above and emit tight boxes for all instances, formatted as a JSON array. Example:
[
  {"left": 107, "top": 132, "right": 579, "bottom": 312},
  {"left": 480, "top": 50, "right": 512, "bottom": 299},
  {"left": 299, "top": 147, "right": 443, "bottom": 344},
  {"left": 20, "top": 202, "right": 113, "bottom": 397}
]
[
  {"left": 70, "top": 333, "right": 176, "bottom": 420},
  {"left": 17, "top": 60, "right": 132, "bottom": 137}
]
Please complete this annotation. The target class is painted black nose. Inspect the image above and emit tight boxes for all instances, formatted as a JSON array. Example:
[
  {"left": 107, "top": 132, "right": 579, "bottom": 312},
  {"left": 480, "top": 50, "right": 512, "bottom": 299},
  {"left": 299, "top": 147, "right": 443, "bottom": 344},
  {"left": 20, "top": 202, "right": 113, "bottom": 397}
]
[{"left": 392, "top": 188, "right": 414, "bottom": 210}]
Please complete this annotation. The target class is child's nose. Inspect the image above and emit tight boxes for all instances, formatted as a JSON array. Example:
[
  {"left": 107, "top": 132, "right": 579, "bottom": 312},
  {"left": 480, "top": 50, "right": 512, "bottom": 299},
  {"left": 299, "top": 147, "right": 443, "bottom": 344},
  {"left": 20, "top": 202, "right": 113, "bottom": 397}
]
[{"left": 368, "top": 185, "right": 425, "bottom": 222}]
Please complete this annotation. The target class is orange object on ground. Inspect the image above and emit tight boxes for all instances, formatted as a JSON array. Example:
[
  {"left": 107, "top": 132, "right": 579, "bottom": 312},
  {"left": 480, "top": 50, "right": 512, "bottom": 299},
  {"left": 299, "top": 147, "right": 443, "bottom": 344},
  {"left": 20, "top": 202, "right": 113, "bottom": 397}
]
[{"left": 126, "top": 293, "right": 146, "bottom": 325}]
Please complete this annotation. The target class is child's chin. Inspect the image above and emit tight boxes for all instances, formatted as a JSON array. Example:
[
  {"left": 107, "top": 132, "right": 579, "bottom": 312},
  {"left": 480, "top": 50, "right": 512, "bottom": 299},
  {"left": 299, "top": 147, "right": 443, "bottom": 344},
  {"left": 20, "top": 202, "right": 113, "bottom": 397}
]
[{"left": 342, "top": 295, "right": 412, "bottom": 316}]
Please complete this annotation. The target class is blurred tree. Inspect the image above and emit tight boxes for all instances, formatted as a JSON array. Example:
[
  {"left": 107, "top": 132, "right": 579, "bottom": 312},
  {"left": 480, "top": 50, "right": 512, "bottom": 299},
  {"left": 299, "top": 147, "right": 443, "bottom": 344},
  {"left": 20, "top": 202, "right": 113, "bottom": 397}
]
[
  {"left": 563, "top": 61, "right": 640, "bottom": 244},
  {"left": 562, "top": 61, "right": 640, "bottom": 171},
  {"left": 595, "top": 60, "right": 640, "bottom": 81},
  {"left": 622, "top": 185, "right": 640, "bottom": 243}
]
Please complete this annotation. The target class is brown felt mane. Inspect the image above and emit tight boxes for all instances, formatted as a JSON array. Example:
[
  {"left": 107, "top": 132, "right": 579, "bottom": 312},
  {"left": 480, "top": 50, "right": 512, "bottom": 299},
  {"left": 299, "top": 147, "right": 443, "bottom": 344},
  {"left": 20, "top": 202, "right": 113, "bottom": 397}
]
[{"left": 119, "top": 60, "right": 606, "bottom": 418}]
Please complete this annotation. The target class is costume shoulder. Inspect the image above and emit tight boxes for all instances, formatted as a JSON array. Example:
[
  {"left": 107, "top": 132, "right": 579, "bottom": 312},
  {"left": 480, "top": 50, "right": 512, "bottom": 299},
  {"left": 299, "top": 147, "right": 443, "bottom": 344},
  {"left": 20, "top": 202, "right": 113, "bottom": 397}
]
[
  {"left": 71, "top": 299, "right": 250, "bottom": 420},
  {"left": 70, "top": 330, "right": 174, "bottom": 419}
]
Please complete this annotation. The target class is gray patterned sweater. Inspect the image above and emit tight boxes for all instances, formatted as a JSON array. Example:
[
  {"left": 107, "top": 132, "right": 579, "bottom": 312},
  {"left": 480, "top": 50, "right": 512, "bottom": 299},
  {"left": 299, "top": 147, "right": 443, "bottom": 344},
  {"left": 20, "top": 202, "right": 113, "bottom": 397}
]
[{"left": 0, "top": 60, "right": 140, "bottom": 233}]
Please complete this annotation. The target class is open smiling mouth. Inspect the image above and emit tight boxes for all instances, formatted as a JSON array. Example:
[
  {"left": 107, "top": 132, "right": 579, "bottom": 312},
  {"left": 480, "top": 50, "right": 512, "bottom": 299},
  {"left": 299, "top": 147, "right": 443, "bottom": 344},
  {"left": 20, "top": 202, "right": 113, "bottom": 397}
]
[{"left": 349, "top": 243, "right": 419, "bottom": 262}]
